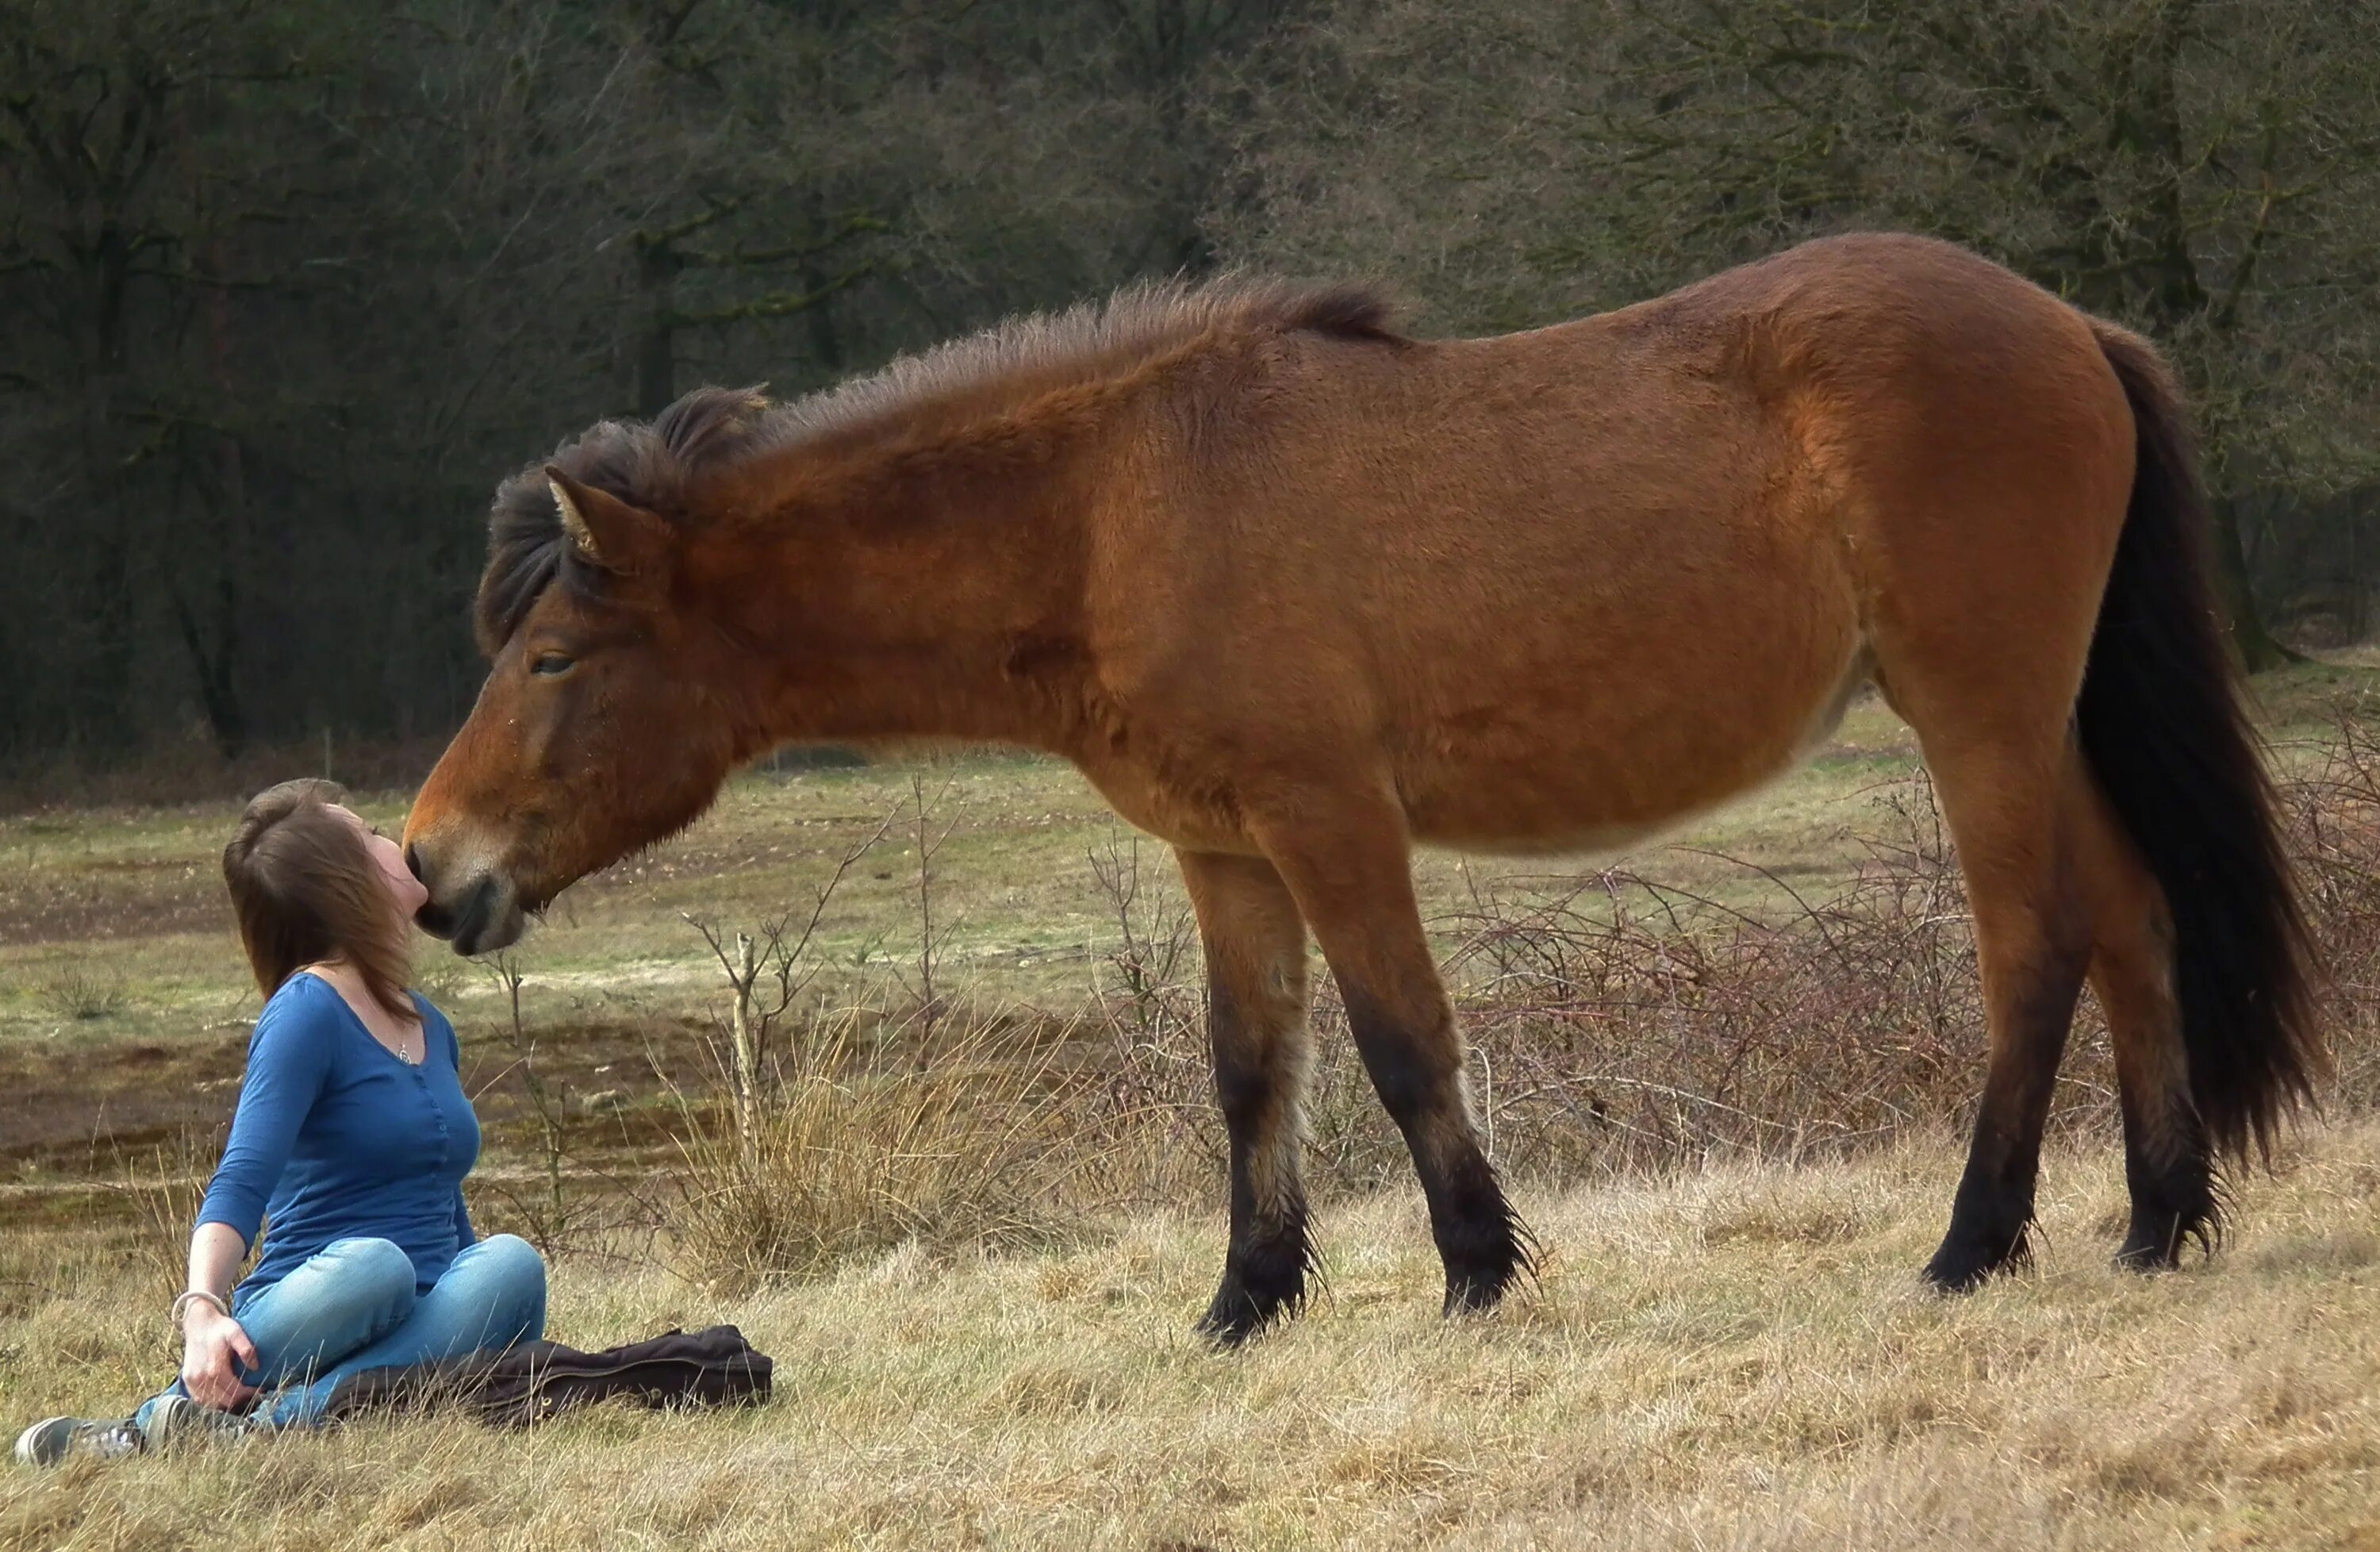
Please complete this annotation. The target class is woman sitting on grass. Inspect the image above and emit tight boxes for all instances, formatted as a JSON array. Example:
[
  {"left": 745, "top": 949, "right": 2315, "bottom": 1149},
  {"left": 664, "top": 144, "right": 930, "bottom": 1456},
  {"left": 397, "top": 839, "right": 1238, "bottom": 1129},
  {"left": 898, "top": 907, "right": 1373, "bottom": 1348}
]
[{"left": 14, "top": 779, "right": 547, "bottom": 1465}]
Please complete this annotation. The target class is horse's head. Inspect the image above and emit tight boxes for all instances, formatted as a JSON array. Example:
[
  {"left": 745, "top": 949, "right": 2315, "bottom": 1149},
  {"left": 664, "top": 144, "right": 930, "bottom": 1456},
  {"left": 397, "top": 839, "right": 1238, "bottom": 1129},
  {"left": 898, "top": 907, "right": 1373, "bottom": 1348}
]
[{"left": 405, "top": 392, "right": 772, "bottom": 955}]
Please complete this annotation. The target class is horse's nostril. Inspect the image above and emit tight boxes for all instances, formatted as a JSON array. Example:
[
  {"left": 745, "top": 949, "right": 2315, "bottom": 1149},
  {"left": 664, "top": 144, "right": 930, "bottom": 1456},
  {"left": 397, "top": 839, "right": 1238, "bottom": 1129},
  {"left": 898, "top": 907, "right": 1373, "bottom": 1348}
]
[{"left": 405, "top": 842, "right": 427, "bottom": 882}]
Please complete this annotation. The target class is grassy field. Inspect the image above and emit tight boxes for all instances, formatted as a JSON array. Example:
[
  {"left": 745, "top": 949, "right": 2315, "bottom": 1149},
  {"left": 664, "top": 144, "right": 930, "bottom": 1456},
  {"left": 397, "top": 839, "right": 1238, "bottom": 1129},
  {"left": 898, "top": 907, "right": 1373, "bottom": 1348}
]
[
  {"left": 10, "top": 1128, "right": 2380, "bottom": 1549},
  {"left": 5, "top": 659, "right": 2380, "bottom": 1547}
]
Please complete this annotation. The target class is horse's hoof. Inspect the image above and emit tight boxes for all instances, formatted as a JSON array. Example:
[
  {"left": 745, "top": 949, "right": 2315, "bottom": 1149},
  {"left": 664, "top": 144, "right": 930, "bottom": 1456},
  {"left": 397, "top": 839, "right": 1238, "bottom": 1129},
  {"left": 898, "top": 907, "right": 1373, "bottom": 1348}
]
[
  {"left": 1441, "top": 1270, "right": 1514, "bottom": 1318},
  {"left": 1196, "top": 1273, "right": 1305, "bottom": 1347},
  {"left": 1921, "top": 1231, "right": 2028, "bottom": 1293}
]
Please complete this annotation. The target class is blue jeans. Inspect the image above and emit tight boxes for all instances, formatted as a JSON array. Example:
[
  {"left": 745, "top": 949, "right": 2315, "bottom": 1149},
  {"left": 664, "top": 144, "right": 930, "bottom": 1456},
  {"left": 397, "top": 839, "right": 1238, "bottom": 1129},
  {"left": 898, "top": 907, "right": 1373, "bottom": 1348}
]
[{"left": 136, "top": 1234, "right": 547, "bottom": 1430}]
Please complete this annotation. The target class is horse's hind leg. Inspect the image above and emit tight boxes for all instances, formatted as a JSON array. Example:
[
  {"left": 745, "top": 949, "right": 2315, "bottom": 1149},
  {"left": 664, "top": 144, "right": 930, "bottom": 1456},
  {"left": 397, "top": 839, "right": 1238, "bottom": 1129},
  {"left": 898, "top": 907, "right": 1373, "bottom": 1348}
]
[
  {"left": 2070, "top": 779, "right": 2218, "bottom": 1269},
  {"left": 1177, "top": 850, "right": 1319, "bottom": 1343},
  {"left": 1910, "top": 724, "right": 2210, "bottom": 1286},
  {"left": 1905, "top": 729, "right": 2098, "bottom": 1289},
  {"left": 1252, "top": 796, "right": 1531, "bottom": 1317}
]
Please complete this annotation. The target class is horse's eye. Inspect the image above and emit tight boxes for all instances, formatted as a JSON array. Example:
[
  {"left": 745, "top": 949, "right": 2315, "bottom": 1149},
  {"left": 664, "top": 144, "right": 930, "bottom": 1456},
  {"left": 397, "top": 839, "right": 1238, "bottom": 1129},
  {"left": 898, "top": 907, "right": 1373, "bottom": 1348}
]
[{"left": 531, "top": 654, "right": 574, "bottom": 677}]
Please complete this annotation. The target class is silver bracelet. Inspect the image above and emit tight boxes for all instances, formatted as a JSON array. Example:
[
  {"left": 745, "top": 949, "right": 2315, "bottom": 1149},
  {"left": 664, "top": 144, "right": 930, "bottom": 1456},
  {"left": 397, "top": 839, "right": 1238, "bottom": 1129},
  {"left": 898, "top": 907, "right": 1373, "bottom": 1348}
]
[{"left": 171, "top": 1290, "right": 230, "bottom": 1327}]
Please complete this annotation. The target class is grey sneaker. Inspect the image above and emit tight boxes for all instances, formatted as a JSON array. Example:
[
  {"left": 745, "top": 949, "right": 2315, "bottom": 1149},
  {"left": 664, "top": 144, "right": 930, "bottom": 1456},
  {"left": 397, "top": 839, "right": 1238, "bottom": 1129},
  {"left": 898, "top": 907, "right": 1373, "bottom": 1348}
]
[
  {"left": 140, "top": 1394, "right": 268, "bottom": 1454},
  {"left": 13, "top": 1415, "right": 144, "bottom": 1467}
]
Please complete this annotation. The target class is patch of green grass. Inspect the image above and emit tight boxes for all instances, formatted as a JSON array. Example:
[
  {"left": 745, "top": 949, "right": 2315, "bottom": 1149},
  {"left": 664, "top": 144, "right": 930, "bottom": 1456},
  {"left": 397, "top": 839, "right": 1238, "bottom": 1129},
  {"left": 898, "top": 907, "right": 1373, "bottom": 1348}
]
[{"left": 31, "top": 971, "right": 126, "bottom": 1023}]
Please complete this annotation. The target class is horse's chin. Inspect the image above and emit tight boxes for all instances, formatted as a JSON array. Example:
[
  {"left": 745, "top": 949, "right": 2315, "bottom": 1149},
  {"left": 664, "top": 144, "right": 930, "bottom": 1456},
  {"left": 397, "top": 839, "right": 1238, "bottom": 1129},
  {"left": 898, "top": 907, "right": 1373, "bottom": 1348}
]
[
  {"left": 450, "top": 910, "right": 526, "bottom": 957},
  {"left": 420, "top": 874, "right": 528, "bottom": 958}
]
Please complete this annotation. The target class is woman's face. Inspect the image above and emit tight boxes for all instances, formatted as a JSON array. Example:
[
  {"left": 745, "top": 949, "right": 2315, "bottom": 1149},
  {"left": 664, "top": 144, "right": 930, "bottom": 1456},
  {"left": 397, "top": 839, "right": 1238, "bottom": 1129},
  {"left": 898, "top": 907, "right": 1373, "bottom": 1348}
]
[{"left": 331, "top": 805, "right": 431, "bottom": 925}]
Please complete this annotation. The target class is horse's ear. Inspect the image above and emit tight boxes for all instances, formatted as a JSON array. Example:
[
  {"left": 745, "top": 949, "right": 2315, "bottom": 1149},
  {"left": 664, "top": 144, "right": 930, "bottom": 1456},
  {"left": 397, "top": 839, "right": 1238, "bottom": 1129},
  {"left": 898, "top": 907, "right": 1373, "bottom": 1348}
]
[{"left": 545, "top": 466, "right": 670, "bottom": 577}]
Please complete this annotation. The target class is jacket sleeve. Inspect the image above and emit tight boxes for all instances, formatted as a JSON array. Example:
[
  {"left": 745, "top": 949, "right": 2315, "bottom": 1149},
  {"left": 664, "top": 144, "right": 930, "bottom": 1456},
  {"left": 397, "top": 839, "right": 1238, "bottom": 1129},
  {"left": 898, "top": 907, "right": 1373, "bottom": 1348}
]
[{"left": 195, "top": 984, "right": 336, "bottom": 1250}]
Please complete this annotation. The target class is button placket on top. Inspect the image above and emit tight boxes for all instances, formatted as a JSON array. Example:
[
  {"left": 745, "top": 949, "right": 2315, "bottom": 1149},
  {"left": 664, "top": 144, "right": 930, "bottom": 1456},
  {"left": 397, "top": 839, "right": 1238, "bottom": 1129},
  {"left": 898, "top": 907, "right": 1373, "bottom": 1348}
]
[{"left": 417, "top": 1063, "right": 450, "bottom": 1173}]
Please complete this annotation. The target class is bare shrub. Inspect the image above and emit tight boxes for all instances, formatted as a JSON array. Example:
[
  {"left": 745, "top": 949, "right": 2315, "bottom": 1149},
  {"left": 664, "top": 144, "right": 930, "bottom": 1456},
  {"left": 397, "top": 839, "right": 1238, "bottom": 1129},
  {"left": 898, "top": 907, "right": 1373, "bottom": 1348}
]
[
  {"left": 36, "top": 970, "right": 126, "bottom": 1022},
  {"left": 459, "top": 960, "right": 676, "bottom": 1261},
  {"left": 1080, "top": 828, "right": 1218, "bottom": 1197},
  {"left": 1436, "top": 726, "right": 2380, "bottom": 1185},
  {"left": 892, "top": 774, "right": 965, "bottom": 1039},
  {"left": 475, "top": 953, "right": 582, "bottom": 1256},
  {"left": 1438, "top": 774, "right": 2016, "bottom": 1182},
  {"left": 660, "top": 717, "right": 2380, "bottom": 1273},
  {"left": 666, "top": 1005, "right": 1096, "bottom": 1291},
  {"left": 671, "top": 791, "right": 1123, "bottom": 1289},
  {"left": 685, "top": 807, "right": 894, "bottom": 1165},
  {"left": 2281, "top": 717, "right": 2380, "bottom": 1109}
]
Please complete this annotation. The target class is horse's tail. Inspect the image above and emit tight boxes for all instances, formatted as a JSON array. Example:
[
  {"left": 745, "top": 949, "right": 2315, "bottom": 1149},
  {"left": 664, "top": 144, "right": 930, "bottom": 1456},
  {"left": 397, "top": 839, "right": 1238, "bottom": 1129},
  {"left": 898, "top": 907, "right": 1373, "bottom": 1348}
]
[{"left": 2074, "top": 321, "right": 2323, "bottom": 1162}]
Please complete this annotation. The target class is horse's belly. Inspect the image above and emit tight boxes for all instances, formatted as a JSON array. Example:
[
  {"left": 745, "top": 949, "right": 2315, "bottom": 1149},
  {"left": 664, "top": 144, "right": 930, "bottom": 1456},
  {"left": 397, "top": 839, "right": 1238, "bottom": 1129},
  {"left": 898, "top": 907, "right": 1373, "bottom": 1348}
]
[
  {"left": 1405, "top": 766, "right": 1758, "bottom": 859},
  {"left": 1427, "top": 813, "right": 1679, "bottom": 860},
  {"left": 1399, "top": 644, "right": 1870, "bottom": 856}
]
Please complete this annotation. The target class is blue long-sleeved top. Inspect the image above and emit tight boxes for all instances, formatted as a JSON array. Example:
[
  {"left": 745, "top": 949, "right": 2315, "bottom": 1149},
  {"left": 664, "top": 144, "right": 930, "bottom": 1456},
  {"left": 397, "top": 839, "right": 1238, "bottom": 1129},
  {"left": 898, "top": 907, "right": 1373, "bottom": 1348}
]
[{"left": 197, "top": 972, "right": 480, "bottom": 1305}]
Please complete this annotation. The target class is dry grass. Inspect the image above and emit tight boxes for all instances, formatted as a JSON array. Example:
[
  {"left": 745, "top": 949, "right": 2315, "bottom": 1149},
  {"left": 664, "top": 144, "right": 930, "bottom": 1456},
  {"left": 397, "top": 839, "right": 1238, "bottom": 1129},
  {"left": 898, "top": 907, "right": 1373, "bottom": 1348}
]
[
  {"left": 9, "top": 1124, "right": 2380, "bottom": 1549},
  {"left": 9, "top": 670, "right": 2380, "bottom": 1544},
  {"left": 666, "top": 1007, "right": 1123, "bottom": 1289}
]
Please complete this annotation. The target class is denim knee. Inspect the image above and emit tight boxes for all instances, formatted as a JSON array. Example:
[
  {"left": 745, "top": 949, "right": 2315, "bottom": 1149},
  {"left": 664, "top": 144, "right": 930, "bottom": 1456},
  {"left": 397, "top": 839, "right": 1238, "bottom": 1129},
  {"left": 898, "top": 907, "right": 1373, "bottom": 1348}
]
[
  {"left": 233, "top": 1235, "right": 417, "bottom": 1387},
  {"left": 318, "top": 1236, "right": 416, "bottom": 1288},
  {"left": 304, "top": 1237, "right": 416, "bottom": 1321},
  {"left": 468, "top": 1233, "right": 547, "bottom": 1338}
]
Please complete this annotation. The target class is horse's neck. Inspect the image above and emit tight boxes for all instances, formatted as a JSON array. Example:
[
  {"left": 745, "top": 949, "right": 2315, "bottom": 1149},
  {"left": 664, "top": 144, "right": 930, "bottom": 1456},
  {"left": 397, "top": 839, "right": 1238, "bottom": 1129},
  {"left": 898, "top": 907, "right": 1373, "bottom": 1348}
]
[{"left": 702, "top": 417, "right": 1115, "bottom": 756}]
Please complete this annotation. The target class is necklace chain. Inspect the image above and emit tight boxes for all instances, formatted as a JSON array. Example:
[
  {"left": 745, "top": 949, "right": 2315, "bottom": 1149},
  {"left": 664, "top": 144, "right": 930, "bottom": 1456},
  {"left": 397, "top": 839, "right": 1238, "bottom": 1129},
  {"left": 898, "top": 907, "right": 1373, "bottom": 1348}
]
[{"left": 298, "top": 964, "right": 422, "bottom": 1063}]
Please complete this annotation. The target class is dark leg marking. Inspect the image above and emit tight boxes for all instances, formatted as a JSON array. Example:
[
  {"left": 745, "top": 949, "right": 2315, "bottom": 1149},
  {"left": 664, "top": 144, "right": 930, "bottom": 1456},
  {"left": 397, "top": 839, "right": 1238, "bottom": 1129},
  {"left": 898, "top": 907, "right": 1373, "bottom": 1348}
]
[
  {"left": 1198, "top": 980, "right": 1320, "bottom": 1344},
  {"left": 1342, "top": 989, "right": 1537, "bottom": 1316},
  {"left": 1924, "top": 959, "right": 2086, "bottom": 1292},
  {"left": 2113, "top": 1092, "right": 2221, "bottom": 1272},
  {"left": 1177, "top": 853, "right": 1316, "bottom": 1346}
]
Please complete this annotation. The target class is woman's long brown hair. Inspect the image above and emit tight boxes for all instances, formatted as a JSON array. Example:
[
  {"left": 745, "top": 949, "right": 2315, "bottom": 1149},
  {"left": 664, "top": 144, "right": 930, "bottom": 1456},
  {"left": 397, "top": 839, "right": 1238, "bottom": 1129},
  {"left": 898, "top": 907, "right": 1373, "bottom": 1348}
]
[{"left": 222, "top": 778, "right": 416, "bottom": 1022}]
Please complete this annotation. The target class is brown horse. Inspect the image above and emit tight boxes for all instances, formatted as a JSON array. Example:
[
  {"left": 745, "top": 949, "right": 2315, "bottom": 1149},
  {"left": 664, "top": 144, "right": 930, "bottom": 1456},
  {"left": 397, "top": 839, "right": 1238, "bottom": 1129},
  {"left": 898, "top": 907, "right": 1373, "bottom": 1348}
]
[{"left": 405, "top": 232, "right": 2320, "bottom": 1343}]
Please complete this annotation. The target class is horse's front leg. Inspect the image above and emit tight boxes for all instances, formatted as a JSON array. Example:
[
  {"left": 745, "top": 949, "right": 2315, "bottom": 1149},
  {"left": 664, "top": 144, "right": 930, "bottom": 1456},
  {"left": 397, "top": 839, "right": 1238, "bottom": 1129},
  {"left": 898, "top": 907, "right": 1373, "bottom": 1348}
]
[
  {"left": 1254, "top": 794, "right": 1534, "bottom": 1317},
  {"left": 1177, "top": 849, "right": 1318, "bottom": 1345}
]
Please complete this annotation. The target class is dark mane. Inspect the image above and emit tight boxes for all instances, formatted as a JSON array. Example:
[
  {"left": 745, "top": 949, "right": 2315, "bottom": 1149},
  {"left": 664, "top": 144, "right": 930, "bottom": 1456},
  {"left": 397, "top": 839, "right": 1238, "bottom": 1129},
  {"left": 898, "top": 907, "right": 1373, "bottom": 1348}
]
[
  {"left": 477, "top": 387, "right": 775, "bottom": 652},
  {"left": 473, "top": 277, "right": 1401, "bottom": 653}
]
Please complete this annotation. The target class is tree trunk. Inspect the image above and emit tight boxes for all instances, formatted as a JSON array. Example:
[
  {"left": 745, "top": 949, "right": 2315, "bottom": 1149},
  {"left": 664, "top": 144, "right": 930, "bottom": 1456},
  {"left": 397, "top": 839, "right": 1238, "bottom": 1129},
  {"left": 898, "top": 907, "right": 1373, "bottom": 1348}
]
[
  {"left": 186, "top": 271, "right": 251, "bottom": 759},
  {"left": 635, "top": 242, "right": 681, "bottom": 417},
  {"left": 71, "top": 228, "right": 140, "bottom": 752},
  {"left": 800, "top": 262, "right": 845, "bottom": 371},
  {"left": 2208, "top": 493, "right": 2297, "bottom": 671},
  {"left": 171, "top": 574, "right": 247, "bottom": 759}
]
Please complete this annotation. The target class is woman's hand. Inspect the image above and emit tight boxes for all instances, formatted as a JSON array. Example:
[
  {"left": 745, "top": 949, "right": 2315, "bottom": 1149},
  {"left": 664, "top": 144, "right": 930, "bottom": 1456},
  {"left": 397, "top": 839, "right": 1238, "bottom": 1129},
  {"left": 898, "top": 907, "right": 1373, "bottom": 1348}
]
[{"left": 179, "top": 1304, "right": 260, "bottom": 1411}]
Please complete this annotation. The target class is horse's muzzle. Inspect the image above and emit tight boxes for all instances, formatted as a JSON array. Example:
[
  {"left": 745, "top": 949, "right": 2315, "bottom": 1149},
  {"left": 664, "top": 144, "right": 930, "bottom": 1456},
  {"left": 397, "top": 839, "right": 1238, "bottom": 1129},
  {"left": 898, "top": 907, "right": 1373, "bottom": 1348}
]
[{"left": 416, "top": 872, "right": 525, "bottom": 956}]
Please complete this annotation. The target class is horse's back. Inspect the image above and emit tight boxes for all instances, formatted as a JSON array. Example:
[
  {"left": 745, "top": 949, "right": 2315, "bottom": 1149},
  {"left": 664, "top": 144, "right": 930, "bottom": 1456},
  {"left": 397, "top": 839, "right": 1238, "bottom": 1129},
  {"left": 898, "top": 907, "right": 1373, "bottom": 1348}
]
[{"left": 1097, "top": 233, "right": 2137, "bottom": 853}]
